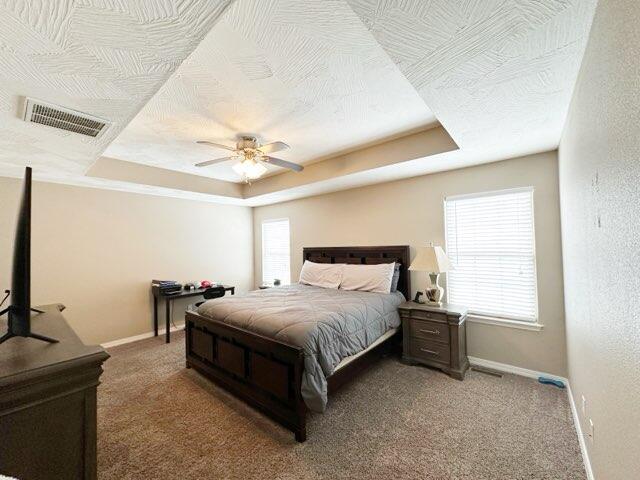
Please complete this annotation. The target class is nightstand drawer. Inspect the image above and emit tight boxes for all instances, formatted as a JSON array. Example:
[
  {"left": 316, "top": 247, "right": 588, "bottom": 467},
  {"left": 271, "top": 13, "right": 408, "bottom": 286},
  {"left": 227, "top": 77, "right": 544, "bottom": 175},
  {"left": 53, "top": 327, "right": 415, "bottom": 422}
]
[
  {"left": 410, "top": 309, "right": 447, "bottom": 322},
  {"left": 410, "top": 319, "right": 449, "bottom": 344},
  {"left": 410, "top": 338, "right": 450, "bottom": 365}
]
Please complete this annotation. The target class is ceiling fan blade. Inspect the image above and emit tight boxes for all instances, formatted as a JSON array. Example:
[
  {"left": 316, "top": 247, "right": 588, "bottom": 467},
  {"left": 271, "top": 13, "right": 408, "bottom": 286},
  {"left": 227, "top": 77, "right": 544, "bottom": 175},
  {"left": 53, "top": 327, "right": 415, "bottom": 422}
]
[
  {"left": 195, "top": 156, "right": 235, "bottom": 167},
  {"left": 258, "top": 141, "right": 290, "bottom": 154},
  {"left": 263, "top": 156, "right": 303, "bottom": 172},
  {"left": 196, "top": 140, "right": 236, "bottom": 151}
]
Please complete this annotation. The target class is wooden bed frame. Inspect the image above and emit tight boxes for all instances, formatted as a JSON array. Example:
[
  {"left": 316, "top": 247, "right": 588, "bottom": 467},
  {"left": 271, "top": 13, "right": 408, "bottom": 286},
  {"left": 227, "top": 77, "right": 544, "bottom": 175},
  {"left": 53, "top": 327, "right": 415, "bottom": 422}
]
[{"left": 184, "top": 245, "right": 411, "bottom": 442}]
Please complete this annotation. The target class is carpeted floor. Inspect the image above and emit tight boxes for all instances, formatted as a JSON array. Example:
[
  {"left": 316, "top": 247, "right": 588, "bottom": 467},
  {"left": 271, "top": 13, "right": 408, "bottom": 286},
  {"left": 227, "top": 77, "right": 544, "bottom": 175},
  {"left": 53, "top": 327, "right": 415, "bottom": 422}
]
[{"left": 98, "top": 331, "right": 585, "bottom": 480}]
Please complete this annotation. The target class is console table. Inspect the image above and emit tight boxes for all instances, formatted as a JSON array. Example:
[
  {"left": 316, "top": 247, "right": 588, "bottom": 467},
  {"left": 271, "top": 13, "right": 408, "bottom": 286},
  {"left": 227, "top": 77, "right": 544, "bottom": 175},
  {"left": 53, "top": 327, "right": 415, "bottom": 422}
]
[
  {"left": 0, "top": 304, "right": 109, "bottom": 480},
  {"left": 152, "top": 285, "right": 235, "bottom": 343}
]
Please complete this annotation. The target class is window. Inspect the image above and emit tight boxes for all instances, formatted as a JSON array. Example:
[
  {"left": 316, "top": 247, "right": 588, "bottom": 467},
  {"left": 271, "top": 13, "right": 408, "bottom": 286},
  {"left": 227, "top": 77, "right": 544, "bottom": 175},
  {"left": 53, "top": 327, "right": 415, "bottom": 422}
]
[
  {"left": 444, "top": 187, "right": 538, "bottom": 322},
  {"left": 262, "top": 218, "right": 291, "bottom": 285}
]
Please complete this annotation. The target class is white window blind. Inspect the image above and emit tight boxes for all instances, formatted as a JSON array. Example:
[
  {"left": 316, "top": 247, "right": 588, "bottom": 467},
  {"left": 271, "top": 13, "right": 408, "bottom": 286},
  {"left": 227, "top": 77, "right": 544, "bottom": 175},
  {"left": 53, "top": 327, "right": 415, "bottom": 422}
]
[
  {"left": 444, "top": 187, "right": 538, "bottom": 322},
  {"left": 262, "top": 218, "right": 291, "bottom": 285}
]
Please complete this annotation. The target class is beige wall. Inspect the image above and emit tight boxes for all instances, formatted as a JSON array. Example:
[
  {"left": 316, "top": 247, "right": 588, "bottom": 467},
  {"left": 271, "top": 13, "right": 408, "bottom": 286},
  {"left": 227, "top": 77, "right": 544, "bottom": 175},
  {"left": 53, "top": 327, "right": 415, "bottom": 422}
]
[
  {"left": 253, "top": 151, "right": 567, "bottom": 376},
  {"left": 0, "top": 177, "right": 253, "bottom": 345},
  {"left": 559, "top": 0, "right": 640, "bottom": 478}
]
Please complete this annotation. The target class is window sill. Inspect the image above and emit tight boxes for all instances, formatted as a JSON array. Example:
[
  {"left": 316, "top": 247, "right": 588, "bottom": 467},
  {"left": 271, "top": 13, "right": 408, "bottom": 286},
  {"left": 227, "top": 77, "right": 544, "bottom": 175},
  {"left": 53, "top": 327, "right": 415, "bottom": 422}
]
[{"left": 467, "top": 314, "right": 544, "bottom": 331}]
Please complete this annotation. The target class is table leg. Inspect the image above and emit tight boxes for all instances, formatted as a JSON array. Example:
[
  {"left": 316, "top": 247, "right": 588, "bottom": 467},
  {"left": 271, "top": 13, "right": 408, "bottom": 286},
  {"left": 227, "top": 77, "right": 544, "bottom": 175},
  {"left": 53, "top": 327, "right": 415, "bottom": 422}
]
[
  {"left": 231, "top": 287, "right": 235, "bottom": 295},
  {"left": 153, "top": 297, "right": 158, "bottom": 337},
  {"left": 165, "top": 299, "right": 170, "bottom": 343}
]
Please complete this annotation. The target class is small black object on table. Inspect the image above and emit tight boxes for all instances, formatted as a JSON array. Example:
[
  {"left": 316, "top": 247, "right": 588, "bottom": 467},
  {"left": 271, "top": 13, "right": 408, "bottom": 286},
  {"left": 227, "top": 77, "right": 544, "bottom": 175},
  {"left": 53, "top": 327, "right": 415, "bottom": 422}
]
[{"left": 151, "top": 284, "right": 235, "bottom": 343}]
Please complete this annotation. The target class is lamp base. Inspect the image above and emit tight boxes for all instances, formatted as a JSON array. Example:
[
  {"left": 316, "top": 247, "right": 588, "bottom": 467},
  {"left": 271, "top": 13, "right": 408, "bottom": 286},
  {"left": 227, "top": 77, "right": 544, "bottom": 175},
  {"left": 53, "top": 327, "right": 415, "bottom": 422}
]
[
  {"left": 424, "top": 273, "right": 444, "bottom": 305},
  {"left": 423, "top": 300, "right": 443, "bottom": 307},
  {"left": 413, "top": 295, "right": 442, "bottom": 306}
]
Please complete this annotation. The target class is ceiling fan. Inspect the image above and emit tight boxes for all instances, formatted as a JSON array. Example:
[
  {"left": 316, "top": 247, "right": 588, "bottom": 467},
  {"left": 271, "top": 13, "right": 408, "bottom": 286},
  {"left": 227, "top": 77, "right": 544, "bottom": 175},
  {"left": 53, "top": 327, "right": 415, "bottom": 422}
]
[{"left": 195, "top": 136, "right": 303, "bottom": 183}]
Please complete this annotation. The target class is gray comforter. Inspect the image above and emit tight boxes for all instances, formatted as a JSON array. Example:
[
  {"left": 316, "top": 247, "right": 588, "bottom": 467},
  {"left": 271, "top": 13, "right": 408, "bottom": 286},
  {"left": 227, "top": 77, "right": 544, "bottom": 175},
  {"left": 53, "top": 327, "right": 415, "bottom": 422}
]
[{"left": 197, "top": 284, "right": 404, "bottom": 412}]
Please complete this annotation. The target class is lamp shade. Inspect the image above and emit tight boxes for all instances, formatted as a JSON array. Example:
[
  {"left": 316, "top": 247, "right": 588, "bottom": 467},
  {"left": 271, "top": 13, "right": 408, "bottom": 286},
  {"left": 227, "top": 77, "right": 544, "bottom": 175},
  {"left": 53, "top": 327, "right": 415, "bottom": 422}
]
[{"left": 409, "top": 245, "right": 453, "bottom": 273}]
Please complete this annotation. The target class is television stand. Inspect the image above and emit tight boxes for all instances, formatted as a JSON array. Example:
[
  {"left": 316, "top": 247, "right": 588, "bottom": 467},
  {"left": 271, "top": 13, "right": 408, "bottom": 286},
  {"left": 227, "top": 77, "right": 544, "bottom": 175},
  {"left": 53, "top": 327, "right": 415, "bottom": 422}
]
[
  {"left": 0, "top": 307, "right": 58, "bottom": 344},
  {"left": 0, "top": 304, "right": 109, "bottom": 480},
  {"left": 0, "top": 330, "right": 59, "bottom": 344}
]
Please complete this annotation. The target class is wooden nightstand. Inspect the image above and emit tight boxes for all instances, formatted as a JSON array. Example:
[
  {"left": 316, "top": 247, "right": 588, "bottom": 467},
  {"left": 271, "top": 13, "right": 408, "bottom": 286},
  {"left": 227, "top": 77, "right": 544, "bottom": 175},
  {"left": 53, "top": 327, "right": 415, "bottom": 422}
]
[{"left": 398, "top": 301, "right": 469, "bottom": 380}]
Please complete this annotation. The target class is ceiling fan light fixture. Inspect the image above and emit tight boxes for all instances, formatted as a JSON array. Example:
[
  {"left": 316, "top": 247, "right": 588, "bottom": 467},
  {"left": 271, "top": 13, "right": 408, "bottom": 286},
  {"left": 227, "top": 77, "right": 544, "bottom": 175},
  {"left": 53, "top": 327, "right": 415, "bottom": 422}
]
[
  {"left": 232, "top": 158, "right": 267, "bottom": 181},
  {"left": 195, "top": 135, "right": 299, "bottom": 180}
]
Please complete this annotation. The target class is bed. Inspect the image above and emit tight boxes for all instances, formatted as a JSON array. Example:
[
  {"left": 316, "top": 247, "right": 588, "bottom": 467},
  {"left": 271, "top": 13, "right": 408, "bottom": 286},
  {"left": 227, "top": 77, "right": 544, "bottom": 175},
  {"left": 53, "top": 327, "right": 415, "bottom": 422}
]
[{"left": 184, "top": 245, "right": 411, "bottom": 442}]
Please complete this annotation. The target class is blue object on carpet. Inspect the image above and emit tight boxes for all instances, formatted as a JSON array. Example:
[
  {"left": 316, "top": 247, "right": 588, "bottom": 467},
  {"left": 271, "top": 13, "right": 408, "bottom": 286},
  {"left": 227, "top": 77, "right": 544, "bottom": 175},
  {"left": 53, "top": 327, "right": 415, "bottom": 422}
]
[{"left": 538, "top": 376, "right": 565, "bottom": 389}]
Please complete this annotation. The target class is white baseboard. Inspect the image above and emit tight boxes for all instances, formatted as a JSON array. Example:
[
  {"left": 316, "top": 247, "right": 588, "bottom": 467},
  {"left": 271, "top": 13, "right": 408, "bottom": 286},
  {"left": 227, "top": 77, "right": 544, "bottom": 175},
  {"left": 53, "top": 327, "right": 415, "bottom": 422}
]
[
  {"left": 567, "top": 383, "right": 595, "bottom": 480},
  {"left": 467, "top": 356, "right": 568, "bottom": 383},
  {"left": 101, "top": 324, "right": 184, "bottom": 349},
  {"left": 468, "top": 356, "right": 593, "bottom": 479}
]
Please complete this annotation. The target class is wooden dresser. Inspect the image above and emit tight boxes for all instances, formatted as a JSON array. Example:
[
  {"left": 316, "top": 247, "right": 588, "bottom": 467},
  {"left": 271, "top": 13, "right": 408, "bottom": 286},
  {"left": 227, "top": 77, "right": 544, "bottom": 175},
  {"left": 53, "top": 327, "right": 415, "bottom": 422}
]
[
  {"left": 398, "top": 301, "right": 469, "bottom": 380},
  {"left": 0, "top": 304, "right": 109, "bottom": 480}
]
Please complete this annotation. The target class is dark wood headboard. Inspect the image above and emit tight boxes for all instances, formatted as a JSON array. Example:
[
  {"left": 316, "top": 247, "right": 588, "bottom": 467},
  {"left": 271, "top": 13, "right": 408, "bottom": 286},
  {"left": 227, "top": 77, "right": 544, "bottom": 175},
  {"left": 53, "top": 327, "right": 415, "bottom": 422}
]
[{"left": 302, "top": 245, "right": 411, "bottom": 300}]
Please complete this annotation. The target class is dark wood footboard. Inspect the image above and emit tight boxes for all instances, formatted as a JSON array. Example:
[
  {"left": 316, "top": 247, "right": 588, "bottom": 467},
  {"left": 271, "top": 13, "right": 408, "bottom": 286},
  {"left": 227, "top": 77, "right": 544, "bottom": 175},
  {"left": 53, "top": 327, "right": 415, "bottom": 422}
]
[{"left": 185, "top": 310, "right": 307, "bottom": 441}]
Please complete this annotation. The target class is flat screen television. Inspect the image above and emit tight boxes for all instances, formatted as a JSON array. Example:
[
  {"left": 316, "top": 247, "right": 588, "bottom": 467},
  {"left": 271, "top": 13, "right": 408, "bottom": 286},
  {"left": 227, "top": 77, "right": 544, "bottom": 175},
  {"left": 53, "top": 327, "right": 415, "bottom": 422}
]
[{"left": 0, "top": 167, "right": 57, "bottom": 344}]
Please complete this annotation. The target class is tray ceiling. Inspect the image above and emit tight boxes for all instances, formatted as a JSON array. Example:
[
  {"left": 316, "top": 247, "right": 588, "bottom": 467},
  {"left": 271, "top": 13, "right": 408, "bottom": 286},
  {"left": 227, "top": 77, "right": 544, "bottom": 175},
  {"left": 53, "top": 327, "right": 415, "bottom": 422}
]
[
  {"left": 103, "top": 0, "right": 437, "bottom": 182},
  {"left": 0, "top": 0, "right": 597, "bottom": 205}
]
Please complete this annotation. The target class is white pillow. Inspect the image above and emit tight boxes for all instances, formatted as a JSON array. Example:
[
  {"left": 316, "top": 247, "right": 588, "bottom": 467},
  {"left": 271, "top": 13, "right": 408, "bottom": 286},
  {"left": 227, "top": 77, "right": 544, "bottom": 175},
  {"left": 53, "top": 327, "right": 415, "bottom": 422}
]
[
  {"left": 299, "top": 261, "right": 344, "bottom": 289},
  {"left": 340, "top": 263, "right": 395, "bottom": 294}
]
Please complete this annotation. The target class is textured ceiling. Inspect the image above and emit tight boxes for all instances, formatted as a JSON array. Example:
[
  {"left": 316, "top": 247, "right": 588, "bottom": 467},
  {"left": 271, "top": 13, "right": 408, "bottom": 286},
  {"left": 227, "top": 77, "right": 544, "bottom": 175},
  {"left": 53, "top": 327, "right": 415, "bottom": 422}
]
[
  {"left": 346, "top": 0, "right": 598, "bottom": 156},
  {"left": 103, "top": 0, "right": 437, "bottom": 182},
  {"left": 0, "top": 0, "right": 232, "bottom": 176},
  {"left": 0, "top": 0, "right": 597, "bottom": 205}
]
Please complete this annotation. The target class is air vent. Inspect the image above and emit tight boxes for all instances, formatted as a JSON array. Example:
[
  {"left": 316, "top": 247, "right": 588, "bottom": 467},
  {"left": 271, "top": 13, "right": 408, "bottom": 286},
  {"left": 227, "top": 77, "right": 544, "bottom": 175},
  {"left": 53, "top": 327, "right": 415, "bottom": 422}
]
[{"left": 23, "top": 98, "right": 111, "bottom": 138}]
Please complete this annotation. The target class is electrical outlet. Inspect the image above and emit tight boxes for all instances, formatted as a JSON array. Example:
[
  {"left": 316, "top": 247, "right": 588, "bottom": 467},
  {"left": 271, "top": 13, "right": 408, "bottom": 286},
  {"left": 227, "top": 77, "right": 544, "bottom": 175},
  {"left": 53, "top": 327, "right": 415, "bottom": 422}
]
[
  {"left": 588, "top": 419, "right": 594, "bottom": 444},
  {"left": 581, "top": 395, "right": 587, "bottom": 416}
]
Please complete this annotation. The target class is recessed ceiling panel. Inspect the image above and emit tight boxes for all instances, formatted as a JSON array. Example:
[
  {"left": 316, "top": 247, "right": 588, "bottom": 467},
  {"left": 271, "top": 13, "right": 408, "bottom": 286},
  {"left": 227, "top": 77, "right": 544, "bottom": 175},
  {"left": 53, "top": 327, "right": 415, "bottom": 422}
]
[{"left": 104, "top": 0, "right": 437, "bottom": 182}]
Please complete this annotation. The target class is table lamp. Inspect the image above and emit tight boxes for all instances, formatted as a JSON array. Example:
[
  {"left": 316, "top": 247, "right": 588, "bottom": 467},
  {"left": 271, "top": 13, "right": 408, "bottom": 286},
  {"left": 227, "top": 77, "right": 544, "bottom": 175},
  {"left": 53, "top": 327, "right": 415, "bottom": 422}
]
[{"left": 409, "top": 244, "right": 453, "bottom": 305}]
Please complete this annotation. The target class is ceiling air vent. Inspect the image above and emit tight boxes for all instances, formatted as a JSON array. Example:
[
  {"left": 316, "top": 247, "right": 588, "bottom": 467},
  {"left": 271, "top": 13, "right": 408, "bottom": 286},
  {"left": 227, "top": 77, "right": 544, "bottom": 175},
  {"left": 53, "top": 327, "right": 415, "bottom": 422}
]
[{"left": 22, "top": 98, "right": 111, "bottom": 138}]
